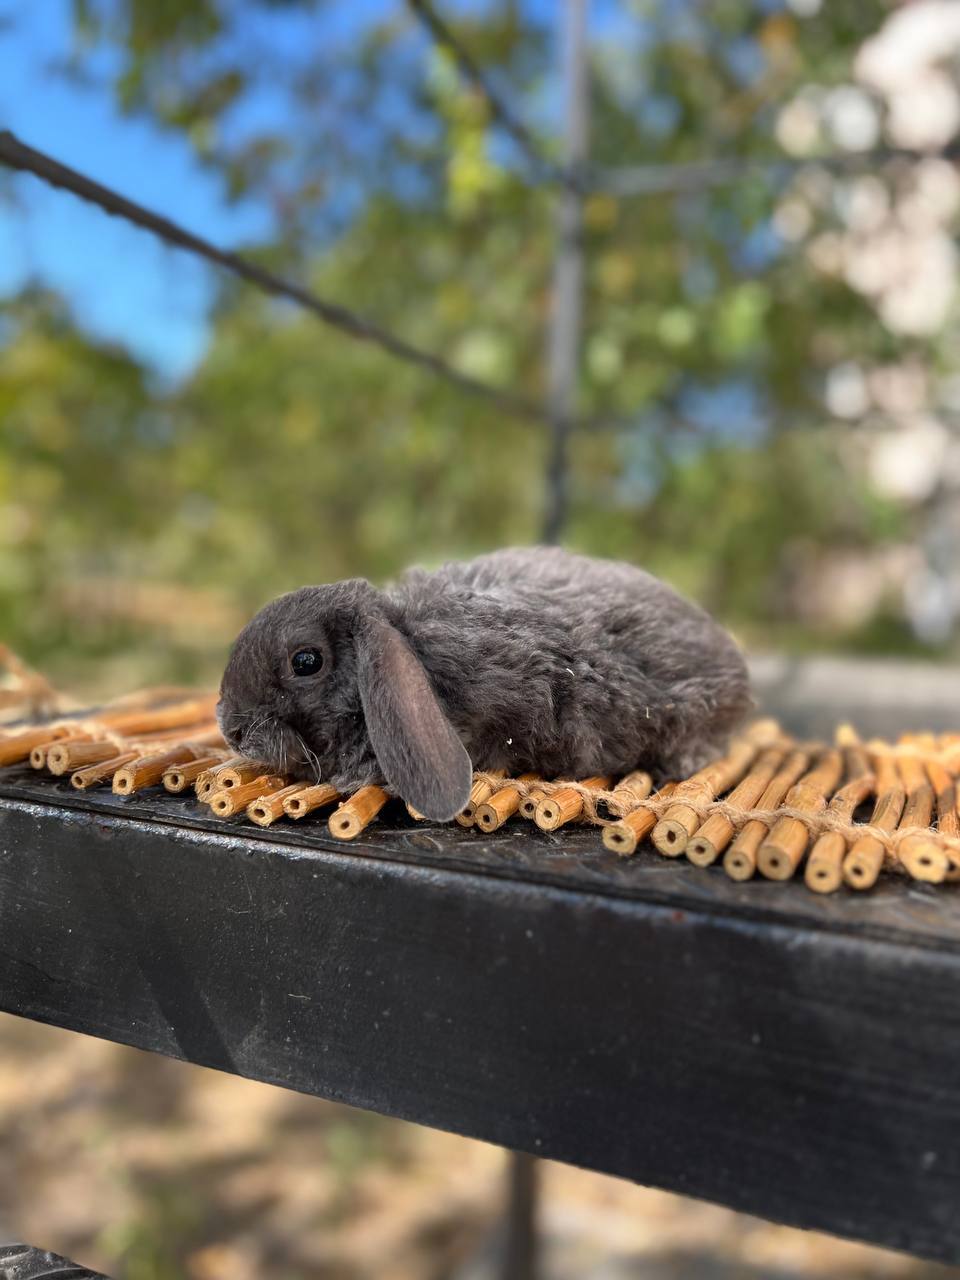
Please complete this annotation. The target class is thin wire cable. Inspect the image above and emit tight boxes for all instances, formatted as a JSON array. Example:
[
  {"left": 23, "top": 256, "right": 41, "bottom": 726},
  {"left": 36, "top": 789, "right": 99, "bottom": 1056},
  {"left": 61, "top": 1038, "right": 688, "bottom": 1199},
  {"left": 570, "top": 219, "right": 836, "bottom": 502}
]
[
  {"left": 405, "top": 0, "right": 584, "bottom": 193},
  {"left": 5, "top": 132, "right": 939, "bottom": 440},
  {"left": 0, "top": 129, "right": 557, "bottom": 424}
]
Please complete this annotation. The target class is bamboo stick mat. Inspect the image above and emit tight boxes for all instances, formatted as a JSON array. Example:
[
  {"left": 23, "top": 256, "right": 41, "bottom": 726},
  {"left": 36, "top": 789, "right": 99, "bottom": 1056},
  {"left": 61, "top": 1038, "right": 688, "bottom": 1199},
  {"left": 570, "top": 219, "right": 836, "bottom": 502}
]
[{"left": 3, "top": 692, "right": 960, "bottom": 894}]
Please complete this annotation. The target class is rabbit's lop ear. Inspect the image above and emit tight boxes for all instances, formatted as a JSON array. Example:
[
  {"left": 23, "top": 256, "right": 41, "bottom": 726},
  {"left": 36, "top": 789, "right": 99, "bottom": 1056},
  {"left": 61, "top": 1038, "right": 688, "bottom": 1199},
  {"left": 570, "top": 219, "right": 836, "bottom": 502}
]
[{"left": 357, "top": 618, "right": 473, "bottom": 821}]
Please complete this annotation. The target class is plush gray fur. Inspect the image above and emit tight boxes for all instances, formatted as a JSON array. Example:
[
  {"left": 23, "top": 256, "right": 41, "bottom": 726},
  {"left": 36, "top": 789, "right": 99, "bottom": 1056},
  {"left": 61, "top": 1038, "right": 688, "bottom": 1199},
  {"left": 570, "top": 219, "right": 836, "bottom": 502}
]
[{"left": 217, "top": 547, "right": 752, "bottom": 820}]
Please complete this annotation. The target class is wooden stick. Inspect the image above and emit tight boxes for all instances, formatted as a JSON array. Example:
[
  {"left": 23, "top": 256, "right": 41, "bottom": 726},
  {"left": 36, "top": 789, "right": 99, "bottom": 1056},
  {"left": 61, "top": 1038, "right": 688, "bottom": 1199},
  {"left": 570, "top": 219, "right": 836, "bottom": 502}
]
[
  {"left": 687, "top": 748, "right": 785, "bottom": 867},
  {"left": 456, "top": 771, "right": 507, "bottom": 827},
  {"left": 535, "top": 776, "right": 612, "bottom": 832},
  {"left": 100, "top": 684, "right": 208, "bottom": 710},
  {"left": 47, "top": 740, "right": 122, "bottom": 776},
  {"left": 842, "top": 752, "right": 905, "bottom": 890},
  {"left": 653, "top": 736, "right": 759, "bottom": 857},
  {"left": 805, "top": 735, "right": 874, "bottom": 894},
  {"left": 605, "top": 770, "right": 653, "bottom": 817},
  {"left": 899, "top": 731, "right": 937, "bottom": 753},
  {"left": 602, "top": 783, "right": 677, "bottom": 856},
  {"left": 195, "top": 756, "right": 247, "bottom": 801},
  {"left": 723, "top": 749, "right": 810, "bottom": 881},
  {"left": 406, "top": 801, "right": 427, "bottom": 820},
  {"left": 70, "top": 752, "right": 139, "bottom": 790},
  {"left": 209, "top": 774, "right": 287, "bottom": 817},
  {"left": 745, "top": 718, "right": 785, "bottom": 747},
  {"left": 283, "top": 782, "right": 339, "bottom": 819},
  {"left": 477, "top": 775, "right": 541, "bottom": 833},
  {"left": 758, "top": 749, "right": 844, "bottom": 881},
  {"left": 131, "top": 722, "right": 223, "bottom": 748},
  {"left": 162, "top": 755, "right": 226, "bottom": 793},
  {"left": 94, "top": 694, "right": 218, "bottom": 737},
  {"left": 927, "top": 761, "right": 960, "bottom": 882},
  {"left": 30, "top": 728, "right": 92, "bottom": 768},
  {"left": 519, "top": 783, "right": 551, "bottom": 820},
  {"left": 328, "top": 785, "right": 389, "bottom": 839},
  {"left": 248, "top": 784, "right": 311, "bottom": 827},
  {"left": 216, "top": 759, "right": 272, "bottom": 789},
  {"left": 896, "top": 754, "right": 944, "bottom": 883},
  {"left": 0, "top": 724, "right": 77, "bottom": 768},
  {"left": 114, "top": 745, "right": 214, "bottom": 795}
]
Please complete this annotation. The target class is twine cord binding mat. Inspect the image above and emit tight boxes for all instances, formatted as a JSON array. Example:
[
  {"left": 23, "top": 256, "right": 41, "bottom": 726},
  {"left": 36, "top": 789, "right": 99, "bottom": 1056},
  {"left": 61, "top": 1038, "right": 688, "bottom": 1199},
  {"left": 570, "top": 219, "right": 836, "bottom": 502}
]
[{"left": 2, "top": 679, "right": 960, "bottom": 895}]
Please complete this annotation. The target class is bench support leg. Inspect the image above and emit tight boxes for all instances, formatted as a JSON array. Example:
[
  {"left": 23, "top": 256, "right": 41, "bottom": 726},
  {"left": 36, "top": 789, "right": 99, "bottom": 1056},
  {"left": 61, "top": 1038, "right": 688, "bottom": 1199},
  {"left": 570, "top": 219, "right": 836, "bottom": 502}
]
[{"left": 502, "top": 1150, "right": 539, "bottom": 1280}]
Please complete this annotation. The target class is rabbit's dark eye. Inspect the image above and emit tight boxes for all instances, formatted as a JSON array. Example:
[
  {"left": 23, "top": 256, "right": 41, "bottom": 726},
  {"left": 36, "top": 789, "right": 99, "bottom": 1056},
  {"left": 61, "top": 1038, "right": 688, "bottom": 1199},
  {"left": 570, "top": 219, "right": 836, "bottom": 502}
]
[{"left": 291, "top": 648, "right": 323, "bottom": 677}]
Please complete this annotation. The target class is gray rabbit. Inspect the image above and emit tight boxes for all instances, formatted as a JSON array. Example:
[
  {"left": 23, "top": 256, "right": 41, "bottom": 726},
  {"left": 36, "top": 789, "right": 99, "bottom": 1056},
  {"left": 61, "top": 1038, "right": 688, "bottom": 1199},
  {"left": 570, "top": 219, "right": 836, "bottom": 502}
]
[{"left": 217, "top": 547, "right": 751, "bottom": 821}]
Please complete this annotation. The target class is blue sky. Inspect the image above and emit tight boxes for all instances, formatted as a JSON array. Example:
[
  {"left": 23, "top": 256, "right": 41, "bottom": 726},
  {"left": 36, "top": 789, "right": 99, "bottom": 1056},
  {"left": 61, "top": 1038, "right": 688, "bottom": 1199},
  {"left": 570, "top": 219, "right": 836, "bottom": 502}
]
[
  {"left": 0, "top": 0, "right": 632, "bottom": 384},
  {"left": 0, "top": 0, "right": 291, "bottom": 381}
]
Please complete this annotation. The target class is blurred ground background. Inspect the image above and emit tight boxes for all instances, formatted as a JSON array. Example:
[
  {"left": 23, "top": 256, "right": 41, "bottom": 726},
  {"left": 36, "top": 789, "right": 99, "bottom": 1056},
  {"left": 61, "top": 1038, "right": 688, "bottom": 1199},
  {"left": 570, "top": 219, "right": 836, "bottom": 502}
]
[{"left": 3, "top": 0, "right": 960, "bottom": 1276}]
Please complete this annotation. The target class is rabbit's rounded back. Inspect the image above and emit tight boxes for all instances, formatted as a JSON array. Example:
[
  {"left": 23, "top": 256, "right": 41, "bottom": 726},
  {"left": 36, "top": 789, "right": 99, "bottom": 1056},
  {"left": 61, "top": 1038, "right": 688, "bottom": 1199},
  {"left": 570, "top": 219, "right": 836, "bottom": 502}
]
[
  {"left": 218, "top": 547, "right": 751, "bottom": 819},
  {"left": 389, "top": 547, "right": 751, "bottom": 782}
]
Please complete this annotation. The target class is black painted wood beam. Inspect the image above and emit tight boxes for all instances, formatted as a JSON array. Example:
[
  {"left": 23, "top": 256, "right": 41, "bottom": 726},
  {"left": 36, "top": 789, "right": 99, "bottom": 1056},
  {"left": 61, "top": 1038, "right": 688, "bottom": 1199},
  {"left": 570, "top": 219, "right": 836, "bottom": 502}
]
[{"left": 1, "top": 770, "right": 958, "bottom": 1263}]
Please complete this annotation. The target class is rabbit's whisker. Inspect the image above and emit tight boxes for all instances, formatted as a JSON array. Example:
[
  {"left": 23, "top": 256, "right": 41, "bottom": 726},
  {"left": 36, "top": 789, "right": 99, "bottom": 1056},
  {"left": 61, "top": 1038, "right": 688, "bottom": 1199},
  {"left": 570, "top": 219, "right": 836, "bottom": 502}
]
[{"left": 295, "top": 733, "right": 322, "bottom": 783}]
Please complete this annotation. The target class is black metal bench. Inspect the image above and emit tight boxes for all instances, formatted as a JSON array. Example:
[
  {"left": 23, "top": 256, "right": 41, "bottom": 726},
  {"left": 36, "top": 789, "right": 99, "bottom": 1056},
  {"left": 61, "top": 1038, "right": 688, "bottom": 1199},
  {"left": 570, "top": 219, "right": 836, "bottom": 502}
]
[
  {"left": 1, "top": 763, "right": 959, "bottom": 1266},
  {"left": 0, "top": 1243, "right": 107, "bottom": 1279}
]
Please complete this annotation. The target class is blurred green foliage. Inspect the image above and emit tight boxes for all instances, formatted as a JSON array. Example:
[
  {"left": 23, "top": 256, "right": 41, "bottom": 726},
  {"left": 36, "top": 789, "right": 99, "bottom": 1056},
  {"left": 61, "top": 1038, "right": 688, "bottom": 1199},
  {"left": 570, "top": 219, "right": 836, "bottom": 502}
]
[{"left": 1, "top": 0, "right": 936, "bottom": 696}]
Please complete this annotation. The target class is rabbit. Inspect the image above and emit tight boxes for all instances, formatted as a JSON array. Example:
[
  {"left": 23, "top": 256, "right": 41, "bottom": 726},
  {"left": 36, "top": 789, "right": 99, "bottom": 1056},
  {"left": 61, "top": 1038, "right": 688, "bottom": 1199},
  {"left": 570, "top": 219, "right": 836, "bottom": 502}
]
[{"left": 217, "top": 546, "right": 752, "bottom": 822}]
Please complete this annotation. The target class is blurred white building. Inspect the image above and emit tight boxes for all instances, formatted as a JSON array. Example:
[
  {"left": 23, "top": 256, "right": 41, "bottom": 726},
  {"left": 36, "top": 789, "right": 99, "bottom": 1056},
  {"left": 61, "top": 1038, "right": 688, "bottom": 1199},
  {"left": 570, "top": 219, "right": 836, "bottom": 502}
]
[{"left": 777, "top": 0, "right": 960, "bottom": 642}]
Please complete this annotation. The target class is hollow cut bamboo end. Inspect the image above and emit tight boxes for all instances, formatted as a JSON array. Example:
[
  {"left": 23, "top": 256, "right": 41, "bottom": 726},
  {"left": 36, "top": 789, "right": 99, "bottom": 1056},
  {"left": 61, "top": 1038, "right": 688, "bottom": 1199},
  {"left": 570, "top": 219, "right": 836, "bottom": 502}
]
[
  {"left": 651, "top": 818, "right": 689, "bottom": 857},
  {"left": 518, "top": 795, "right": 542, "bottom": 820},
  {"left": 45, "top": 746, "right": 71, "bottom": 775},
  {"left": 475, "top": 792, "right": 520, "bottom": 832},
  {"left": 209, "top": 789, "right": 235, "bottom": 816},
  {"left": 209, "top": 775, "right": 287, "bottom": 817},
  {"left": 474, "top": 803, "right": 502, "bottom": 832},
  {"left": 247, "top": 785, "right": 306, "bottom": 827},
  {"left": 762, "top": 819, "right": 814, "bottom": 880},
  {"left": 757, "top": 843, "right": 798, "bottom": 881},
  {"left": 843, "top": 850, "right": 884, "bottom": 891},
  {"left": 534, "top": 790, "right": 585, "bottom": 831},
  {"left": 327, "top": 785, "right": 388, "bottom": 840},
  {"left": 899, "top": 839, "right": 949, "bottom": 884},
  {"left": 534, "top": 800, "right": 562, "bottom": 830},
  {"left": 69, "top": 752, "right": 138, "bottom": 791},
  {"left": 217, "top": 762, "right": 269, "bottom": 789},
  {"left": 724, "top": 849, "right": 756, "bottom": 881},
  {"left": 685, "top": 835, "right": 719, "bottom": 868},
  {"left": 193, "top": 756, "right": 244, "bottom": 800},
  {"left": 805, "top": 861, "right": 842, "bottom": 893},
  {"left": 476, "top": 778, "right": 534, "bottom": 832},
  {"left": 329, "top": 809, "right": 363, "bottom": 839},
  {"left": 602, "top": 823, "right": 638, "bottom": 856},
  {"left": 456, "top": 773, "right": 504, "bottom": 826},
  {"left": 282, "top": 783, "right": 339, "bottom": 818},
  {"left": 802, "top": 832, "right": 845, "bottom": 893}
]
